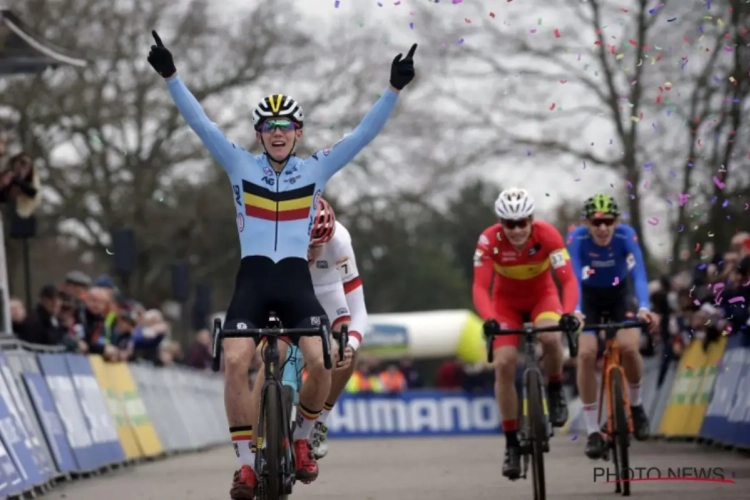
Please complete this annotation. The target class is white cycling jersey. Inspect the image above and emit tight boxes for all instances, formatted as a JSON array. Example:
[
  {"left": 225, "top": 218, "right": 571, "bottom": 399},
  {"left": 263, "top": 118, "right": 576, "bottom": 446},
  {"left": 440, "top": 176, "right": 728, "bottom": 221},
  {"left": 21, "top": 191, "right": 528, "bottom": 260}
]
[{"left": 308, "top": 221, "right": 367, "bottom": 350}]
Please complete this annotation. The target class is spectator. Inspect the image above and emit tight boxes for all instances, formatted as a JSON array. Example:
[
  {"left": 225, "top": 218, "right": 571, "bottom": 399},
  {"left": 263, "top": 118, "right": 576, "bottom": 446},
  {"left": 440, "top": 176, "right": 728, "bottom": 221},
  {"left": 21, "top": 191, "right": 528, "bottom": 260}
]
[
  {"left": 19, "top": 285, "right": 67, "bottom": 346},
  {"left": 112, "top": 305, "right": 138, "bottom": 361},
  {"left": 0, "top": 152, "right": 40, "bottom": 217},
  {"left": 185, "top": 329, "right": 213, "bottom": 371},
  {"left": 720, "top": 255, "right": 750, "bottom": 335},
  {"left": 399, "top": 356, "right": 423, "bottom": 389},
  {"left": 60, "top": 270, "right": 91, "bottom": 326},
  {"left": 379, "top": 362, "right": 407, "bottom": 392},
  {"left": 731, "top": 232, "right": 749, "bottom": 256},
  {"left": 131, "top": 309, "right": 169, "bottom": 364},
  {"left": 9, "top": 298, "right": 28, "bottom": 338},
  {"left": 435, "top": 356, "right": 465, "bottom": 389},
  {"left": 78, "top": 286, "right": 118, "bottom": 361}
]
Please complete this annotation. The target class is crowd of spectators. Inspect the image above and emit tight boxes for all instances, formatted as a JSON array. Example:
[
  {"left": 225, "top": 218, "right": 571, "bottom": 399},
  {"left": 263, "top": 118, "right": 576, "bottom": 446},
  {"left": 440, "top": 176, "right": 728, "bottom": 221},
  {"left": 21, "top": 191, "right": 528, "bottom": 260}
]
[{"left": 7, "top": 270, "right": 214, "bottom": 369}]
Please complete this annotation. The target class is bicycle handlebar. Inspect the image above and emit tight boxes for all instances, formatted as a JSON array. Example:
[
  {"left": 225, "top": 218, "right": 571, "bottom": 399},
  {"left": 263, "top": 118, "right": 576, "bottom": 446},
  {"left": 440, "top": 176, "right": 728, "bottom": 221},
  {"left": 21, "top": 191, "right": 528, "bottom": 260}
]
[
  {"left": 485, "top": 324, "right": 579, "bottom": 364},
  {"left": 582, "top": 320, "right": 651, "bottom": 333},
  {"left": 211, "top": 318, "right": 334, "bottom": 373}
]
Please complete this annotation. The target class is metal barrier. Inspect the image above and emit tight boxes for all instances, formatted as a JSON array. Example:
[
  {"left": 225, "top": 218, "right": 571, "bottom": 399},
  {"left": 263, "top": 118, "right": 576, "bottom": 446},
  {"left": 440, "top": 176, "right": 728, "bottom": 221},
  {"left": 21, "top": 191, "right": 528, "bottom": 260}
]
[{"left": 0, "top": 335, "right": 228, "bottom": 499}]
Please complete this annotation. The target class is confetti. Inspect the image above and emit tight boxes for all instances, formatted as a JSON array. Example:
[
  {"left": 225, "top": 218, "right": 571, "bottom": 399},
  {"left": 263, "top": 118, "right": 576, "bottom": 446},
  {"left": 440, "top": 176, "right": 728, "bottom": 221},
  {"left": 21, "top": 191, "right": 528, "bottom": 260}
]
[
  {"left": 571, "top": 434, "right": 578, "bottom": 441},
  {"left": 334, "top": 0, "right": 340, "bottom": 6},
  {"left": 613, "top": 277, "right": 620, "bottom": 286},
  {"left": 554, "top": 29, "right": 561, "bottom": 38},
  {"left": 712, "top": 176, "right": 726, "bottom": 189},
  {"left": 728, "top": 296, "right": 745, "bottom": 303},
  {"left": 647, "top": 217, "right": 659, "bottom": 225}
]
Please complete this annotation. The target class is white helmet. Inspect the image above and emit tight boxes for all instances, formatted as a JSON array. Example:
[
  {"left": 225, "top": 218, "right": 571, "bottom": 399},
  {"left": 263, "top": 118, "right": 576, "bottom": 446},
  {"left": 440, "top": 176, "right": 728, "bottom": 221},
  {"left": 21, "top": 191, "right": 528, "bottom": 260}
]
[
  {"left": 494, "top": 188, "right": 535, "bottom": 220},
  {"left": 252, "top": 94, "right": 304, "bottom": 130}
]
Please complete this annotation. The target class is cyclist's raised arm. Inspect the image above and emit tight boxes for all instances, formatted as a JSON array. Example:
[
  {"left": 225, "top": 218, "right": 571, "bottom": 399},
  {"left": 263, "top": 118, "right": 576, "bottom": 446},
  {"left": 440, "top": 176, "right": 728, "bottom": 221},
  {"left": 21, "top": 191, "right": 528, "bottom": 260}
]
[
  {"left": 147, "top": 31, "right": 240, "bottom": 175},
  {"left": 313, "top": 44, "right": 417, "bottom": 181},
  {"left": 565, "top": 227, "right": 585, "bottom": 312},
  {"left": 622, "top": 225, "right": 651, "bottom": 311},
  {"left": 472, "top": 231, "right": 497, "bottom": 320},
  {"left": 166, "top": 76, "right": 241, "bottom": 174},
  {"left": 313, "top": 89, "right": 399, "bottom": 180},
  {"left": 545, "top": 225, "right": 579, "bottom": 313}
]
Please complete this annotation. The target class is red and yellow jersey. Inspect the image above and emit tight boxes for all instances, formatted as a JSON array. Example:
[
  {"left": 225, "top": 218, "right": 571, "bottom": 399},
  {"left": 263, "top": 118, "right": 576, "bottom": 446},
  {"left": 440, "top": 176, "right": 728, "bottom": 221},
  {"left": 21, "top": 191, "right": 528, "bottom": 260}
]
[{"left": 472, "top": 220, "right": 579, "bottom": 320}]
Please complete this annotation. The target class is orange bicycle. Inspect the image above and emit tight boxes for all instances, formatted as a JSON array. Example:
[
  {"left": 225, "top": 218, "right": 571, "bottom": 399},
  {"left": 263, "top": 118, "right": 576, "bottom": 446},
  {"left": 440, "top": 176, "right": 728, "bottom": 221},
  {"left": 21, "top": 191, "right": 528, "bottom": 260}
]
[{"left": 583, "top": 317, "right": 649, "bottom": 497}]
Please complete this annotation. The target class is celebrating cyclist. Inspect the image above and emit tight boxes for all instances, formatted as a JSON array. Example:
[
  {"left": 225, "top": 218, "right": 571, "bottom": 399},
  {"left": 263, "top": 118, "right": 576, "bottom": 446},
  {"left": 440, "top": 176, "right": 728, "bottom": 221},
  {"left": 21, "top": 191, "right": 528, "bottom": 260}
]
[
  {"left": 248, "top": 198, "right": 367, "bottom": 462},
  {"left": 472, "top": 188, "right": 580, "bottom": 480},
  {"left": 147, "top": 32, "right": 416, "bottom": 499},
  {"left": 566, "top": 194, "right": 659, "bottom": 460}
]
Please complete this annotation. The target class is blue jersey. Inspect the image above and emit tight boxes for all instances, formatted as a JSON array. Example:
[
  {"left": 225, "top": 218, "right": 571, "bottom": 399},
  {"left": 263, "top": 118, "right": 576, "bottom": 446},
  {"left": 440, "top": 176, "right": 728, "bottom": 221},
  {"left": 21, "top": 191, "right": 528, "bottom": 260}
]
[
  {"left": 566, "top": 224, "right": 650, "bottom": 311},
  {"left": 167, "top": 77, "right": 398, "bottom": 262}
]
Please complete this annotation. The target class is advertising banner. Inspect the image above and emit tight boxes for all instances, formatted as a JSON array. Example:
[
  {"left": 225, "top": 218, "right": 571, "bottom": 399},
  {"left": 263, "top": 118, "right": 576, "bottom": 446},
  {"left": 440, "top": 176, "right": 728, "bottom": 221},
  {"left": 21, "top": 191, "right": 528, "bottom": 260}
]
[
  {"left": 108, "top": 363, "right": 163, "bottom": 457},
  {"left": 37, "top": 353, "right": 96, "bottom": 471},
  {"left": 327, "top": 390, "right": 500, "bottom": 438},
  {"left": 21, "top": 372, "right": 77, "bottom": 474},
  {"left": 658, "top": 340, "right": 707, "bottom": 437}
]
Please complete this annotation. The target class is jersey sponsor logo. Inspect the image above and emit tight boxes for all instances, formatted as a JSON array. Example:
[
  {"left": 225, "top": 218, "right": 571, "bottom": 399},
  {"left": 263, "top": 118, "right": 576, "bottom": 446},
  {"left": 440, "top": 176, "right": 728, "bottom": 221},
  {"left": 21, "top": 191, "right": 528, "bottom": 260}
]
[
  {"left": 336, "top": 307, "right": 349, "bottom": 316},
  {"left": 261, "top": 175, "right": 275, "bottom": 186},
  {"left": 496, "top": 232, "right": 502, "bottom": 241},
  {"left": 626, "top": 253, "right": 636, "bottom": 270},
  {"left": 237, "top": 213, "right": 245, "bottom": 232},
  {"left": 581, "top": 265, "right": 591, "bottom": 280},
  {"left": 243, "top": 180, "right": 315, "bottom": 221},
  {"left": 285, "top": 166, "right": 298, "bottom": 176},
  {"left": 473, "top": 249, "right": 484, "bottom": 267},
  {"left": 549, "top": 249, "right": 568, "bottom": 269},
  {"left": 529, "top": 243, "right": 542, "bottom": 256},
  {"left": 263, "top": 167, "right": 274, "bottom": 176},
  {"left": 316, "top": 261, "right": 329, "bottom": 269},
  {"left": 592, "top": 259, "right": 615, "bottom": 268},
  {"left": 233, "top": 185, "right": 242, "bottom": 206},
  {"left": 284, "top": 175, "right": 300, "bottom": 185},
  {"left": 323, "top": 148, "right": 331, "bottom": 156}
]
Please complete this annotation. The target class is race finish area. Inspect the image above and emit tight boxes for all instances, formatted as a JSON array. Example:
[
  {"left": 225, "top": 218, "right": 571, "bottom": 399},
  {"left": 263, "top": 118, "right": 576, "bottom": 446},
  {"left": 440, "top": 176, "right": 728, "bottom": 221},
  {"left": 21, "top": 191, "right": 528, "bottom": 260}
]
[{"left": 53, "top": 436, "right": 747, "bottom": 499}]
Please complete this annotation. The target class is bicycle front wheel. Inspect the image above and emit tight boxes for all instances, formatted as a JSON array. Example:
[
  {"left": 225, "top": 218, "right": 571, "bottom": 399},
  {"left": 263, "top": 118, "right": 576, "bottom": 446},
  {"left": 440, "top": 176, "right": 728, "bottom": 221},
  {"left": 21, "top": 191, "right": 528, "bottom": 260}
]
[
  {"left": 262, "top": 383, "right": 284, "bottom": 500},
  {"left": 610, "top": 369, "right": 630, "bottom": 496},
  {"left": 526, "top": 370, "right": 546, "bottom": 500}
]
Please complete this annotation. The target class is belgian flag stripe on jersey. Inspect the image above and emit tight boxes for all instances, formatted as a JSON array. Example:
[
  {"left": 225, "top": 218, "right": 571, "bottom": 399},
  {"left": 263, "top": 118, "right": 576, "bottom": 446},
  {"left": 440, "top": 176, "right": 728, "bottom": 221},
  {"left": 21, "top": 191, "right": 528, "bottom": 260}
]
[{"left": 242, "top": 180, "right": 315, "bottom": 221}]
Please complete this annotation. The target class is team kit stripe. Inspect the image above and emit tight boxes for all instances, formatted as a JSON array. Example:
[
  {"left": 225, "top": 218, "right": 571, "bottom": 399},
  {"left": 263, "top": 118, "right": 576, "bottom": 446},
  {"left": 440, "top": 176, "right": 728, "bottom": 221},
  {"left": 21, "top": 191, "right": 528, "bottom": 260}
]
[
  {"left": 242, "top": 181, "right": 315, "bottom": 221},
  {"left": 343, "top": 276, "right": 362, "bottom": 294},
  {"left": 493, "top": 260, "right": 550, "bottom": 280}
]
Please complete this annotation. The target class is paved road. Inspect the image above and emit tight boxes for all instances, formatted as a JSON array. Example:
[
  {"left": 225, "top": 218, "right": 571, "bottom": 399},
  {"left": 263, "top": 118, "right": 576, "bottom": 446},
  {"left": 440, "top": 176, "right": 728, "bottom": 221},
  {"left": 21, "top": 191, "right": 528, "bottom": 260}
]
[{"left": 52, "top": 437, "right": 749, "bottom": 499}]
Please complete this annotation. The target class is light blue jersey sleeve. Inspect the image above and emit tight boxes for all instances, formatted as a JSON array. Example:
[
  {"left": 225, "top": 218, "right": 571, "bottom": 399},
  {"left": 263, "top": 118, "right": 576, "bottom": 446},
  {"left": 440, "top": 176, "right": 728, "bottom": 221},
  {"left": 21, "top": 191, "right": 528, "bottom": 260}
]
[
  {"left": 566, "top": 227, "right": 585, "bottom": 312},
  {"left": 166, "top": 76, "right": 242, "bottom": 175},
  {"left": 314, "top": 88, "right": 399, "bottom": 180},
  {"left": 621, "top": 225, "right": 650, "bottom": 310}
]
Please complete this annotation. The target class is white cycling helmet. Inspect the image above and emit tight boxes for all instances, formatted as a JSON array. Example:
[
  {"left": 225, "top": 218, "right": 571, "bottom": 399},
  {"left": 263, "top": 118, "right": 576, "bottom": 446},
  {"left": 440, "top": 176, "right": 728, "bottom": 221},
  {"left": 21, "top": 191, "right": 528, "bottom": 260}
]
[
  {"left": 494, "top": 188, "right": 535, "bottom": 220},
  {"left": 252, "top": 94, "right": 304, "bottom": 131}
]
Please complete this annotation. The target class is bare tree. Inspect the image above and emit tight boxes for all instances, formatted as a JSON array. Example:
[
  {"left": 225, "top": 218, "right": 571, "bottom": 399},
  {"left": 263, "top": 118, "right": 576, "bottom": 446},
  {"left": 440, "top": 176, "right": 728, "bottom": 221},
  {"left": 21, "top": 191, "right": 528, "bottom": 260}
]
[
  {"left": 0, "top": 0, "right": 375, "bottom": 300},
  {"left": 412, "top": 0, "right": 746, "bottom": 268}
]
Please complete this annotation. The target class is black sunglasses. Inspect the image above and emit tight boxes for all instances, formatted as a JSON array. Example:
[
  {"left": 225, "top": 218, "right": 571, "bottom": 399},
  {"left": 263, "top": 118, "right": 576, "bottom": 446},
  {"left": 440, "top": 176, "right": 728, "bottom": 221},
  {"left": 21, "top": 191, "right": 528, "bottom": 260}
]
[
  {"left": 501, "top": 219, "right": 529, "bottom": 229},
  {"left": 589, "top": 218, "right": 616, "bottom": 227}
]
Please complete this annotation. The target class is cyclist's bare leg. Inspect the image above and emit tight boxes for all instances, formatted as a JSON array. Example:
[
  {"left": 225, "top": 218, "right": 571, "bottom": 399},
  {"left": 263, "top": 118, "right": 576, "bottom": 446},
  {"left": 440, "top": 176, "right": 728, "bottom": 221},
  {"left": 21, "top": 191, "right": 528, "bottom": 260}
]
[
  {"left": 294, "top": 336, "right": 332, "bottom": 440},
  {"left": 576, "top": 333, "right": 605, "bottom": 457},
  {"left": 615, "top": 327, "right": 649, "bottom": 438},
  {"left": 616, "top": 328, "right": 643, "bottom": 387},
  {"left": 493, "top": 345, "right": 519, "bottom": 431},
  {"left": 534, "top": 318, "right": 563, "bottom": 379},
  {"left": 326, "top": 324, "right": 357, "bottom": 404},
  {"left": 249, "top": 340, "right": 290, "bottom": 455}
]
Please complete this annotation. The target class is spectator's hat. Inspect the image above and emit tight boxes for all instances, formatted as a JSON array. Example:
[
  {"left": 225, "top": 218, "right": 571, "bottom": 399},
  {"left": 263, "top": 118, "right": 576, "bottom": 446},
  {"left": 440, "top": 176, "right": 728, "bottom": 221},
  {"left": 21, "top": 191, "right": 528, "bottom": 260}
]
[
  {"left": 39, "top": 284, "right": 58, "bottom": 300},
  {"left": 94, "top": 274, "right": 115, "bottom": 289},
  {"left": 118, "top": 309, "right": 138, "bottom": 325},
  {"left": 64, "top": 270, "right": 92, "bottom": 287}
]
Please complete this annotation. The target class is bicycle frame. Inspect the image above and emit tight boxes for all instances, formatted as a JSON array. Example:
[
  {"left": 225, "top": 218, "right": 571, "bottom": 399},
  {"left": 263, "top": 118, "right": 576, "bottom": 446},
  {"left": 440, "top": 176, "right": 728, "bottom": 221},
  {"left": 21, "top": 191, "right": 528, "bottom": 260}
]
[{"left": 582, "top": 319, "right": 648, "bottom": 435}]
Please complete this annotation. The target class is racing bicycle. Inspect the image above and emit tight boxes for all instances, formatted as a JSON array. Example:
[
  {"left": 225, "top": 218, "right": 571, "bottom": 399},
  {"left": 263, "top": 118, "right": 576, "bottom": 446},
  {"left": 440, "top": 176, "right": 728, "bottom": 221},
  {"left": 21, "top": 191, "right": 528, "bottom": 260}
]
[
  {"left": 211, "top": 316, "right": 343, "bottom": 500},
  {"left": 583, "top": 317, "right": 649, "bottom": 497},
  {"left": 485, "top": 321, "right": 578, "bottom": 500}
]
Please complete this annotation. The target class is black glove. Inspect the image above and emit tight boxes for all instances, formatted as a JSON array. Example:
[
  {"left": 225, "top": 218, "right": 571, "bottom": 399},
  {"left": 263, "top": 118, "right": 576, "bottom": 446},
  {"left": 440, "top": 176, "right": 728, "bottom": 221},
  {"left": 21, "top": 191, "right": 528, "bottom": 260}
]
[
  {"left": 147, "top": 31, "right": 176, "bottom": 78},
  {"left": 558, "top": 313, "right": 581, "bottom": 333},
  {"left": 390, "top": 43, "right": 417, "bottom": 90},
  {"left": 483, "top": 318, "right": 500, "bottom": 338}
]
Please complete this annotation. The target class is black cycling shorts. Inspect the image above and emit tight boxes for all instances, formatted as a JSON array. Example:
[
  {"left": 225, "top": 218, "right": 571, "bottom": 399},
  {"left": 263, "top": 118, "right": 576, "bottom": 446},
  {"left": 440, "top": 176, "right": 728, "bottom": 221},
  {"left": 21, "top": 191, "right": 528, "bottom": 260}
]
[
  {"left": 223, "top": 256, "right": 328, "bottom": 345},
  {"left": 580, "top": 281, "right": 638, "bottom": 334}
]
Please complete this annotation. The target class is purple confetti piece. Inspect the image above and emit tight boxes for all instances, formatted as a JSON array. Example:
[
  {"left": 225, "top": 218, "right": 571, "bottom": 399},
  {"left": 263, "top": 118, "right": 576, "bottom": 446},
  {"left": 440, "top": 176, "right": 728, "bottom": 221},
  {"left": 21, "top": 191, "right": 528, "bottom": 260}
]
[
  {"left": 713, "top": 176, "right": 726, "bottom": 189},
  {"left": 723, "top": 199, "right": 729, "bottom": 208},
  {"left": 452, "top": 0, "right": 463, "bottom": 3},
  {"left": 667, "top": 17, "right": 677, "bottom": 22},
  {"left": 679, "top": 193, "right": 690, "bottom": 205},
  {"left": 335, "top": 0, "right": 340, "bottom": 6},
  {"left": 729, "top": 296, "right": 745, "bottom": 303},
  {"left": 457, "top": 38, "right": 464, "bottom": 44},
  {"left": 707, "top": 0, "right": 711, "bottom": 9},
  {"left": 409, "top": 22, "right": 414, "bottom": 29},
  {"left": 644, "top": 162, "right": 654, "bottom": 169}
]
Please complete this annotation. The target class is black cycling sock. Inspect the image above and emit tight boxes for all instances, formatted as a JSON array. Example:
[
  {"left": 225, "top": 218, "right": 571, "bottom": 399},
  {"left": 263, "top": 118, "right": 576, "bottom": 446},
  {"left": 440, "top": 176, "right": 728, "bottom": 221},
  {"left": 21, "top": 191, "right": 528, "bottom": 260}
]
[
  {"left": 548, "top": 380, "right": 562, "bottom": 393},
  {"left": 505, "top": 430, "right": 519, "bottom": 447}
]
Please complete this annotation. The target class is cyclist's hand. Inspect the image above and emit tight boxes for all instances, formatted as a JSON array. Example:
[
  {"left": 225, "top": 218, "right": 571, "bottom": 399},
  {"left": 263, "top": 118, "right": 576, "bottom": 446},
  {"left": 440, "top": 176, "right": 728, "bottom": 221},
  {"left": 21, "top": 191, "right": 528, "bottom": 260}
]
[
  {"left": 558, "top": 313, "right": 581, "bottom": 333},
  {"left": 637, "top": 309, "right": 660, "bottom": 334},
  {"left": 574, "top": 311, "right": 586, "bottom": 329},
  {"left": 147, "top": 31, "right": 177, "bottom": 78},
  {"left": 390, "top": 44, "right": 417, "bottom": 91},
  {"left": 334, "top": 346, "right": 354, "bottom": 371},
  {"left": 483, "top": 318, "right": 500, "bottom": 338}
]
